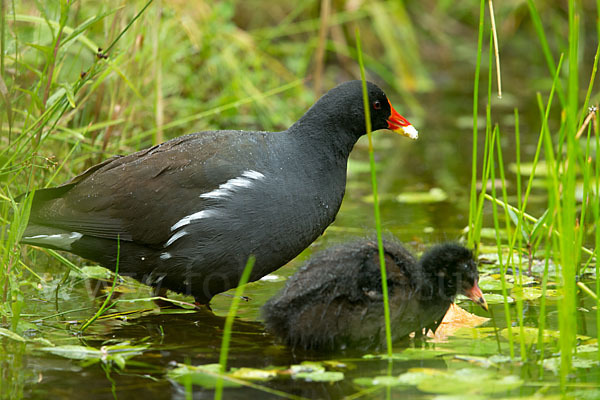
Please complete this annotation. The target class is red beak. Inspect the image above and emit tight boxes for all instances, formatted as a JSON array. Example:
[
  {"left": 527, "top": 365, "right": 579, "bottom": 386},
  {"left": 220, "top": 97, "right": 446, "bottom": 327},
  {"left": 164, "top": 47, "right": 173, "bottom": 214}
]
[
  {"left": 387, "top": 99, "right": 418, "bottom": 139},
  {"left": 463, "top": 281, "right": 489, "bottom": 311}
]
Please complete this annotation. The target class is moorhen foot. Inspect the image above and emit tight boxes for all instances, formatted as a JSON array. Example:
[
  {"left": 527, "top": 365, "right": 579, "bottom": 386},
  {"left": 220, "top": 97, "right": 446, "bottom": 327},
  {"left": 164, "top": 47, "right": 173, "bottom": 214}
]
[
  {"left": 262, "top": 238, "right": 488, "bottom": 351},
  {"left": 20, "top": 81, "right": 417, "bottom": 304}
]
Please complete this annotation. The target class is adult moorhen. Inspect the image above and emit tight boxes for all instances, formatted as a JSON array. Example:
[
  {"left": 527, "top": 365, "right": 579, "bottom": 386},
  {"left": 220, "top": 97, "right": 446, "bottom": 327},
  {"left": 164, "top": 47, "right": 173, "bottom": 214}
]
[
  {"left": 21, "top": 81, "right": 417, "bottom": 304},
  {"left": 262, "top": 238, "right": 488, "bottom": 351}
]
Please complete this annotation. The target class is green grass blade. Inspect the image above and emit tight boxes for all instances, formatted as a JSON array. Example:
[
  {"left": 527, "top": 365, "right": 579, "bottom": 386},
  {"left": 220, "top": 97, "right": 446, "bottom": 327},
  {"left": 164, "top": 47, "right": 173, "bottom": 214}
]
[
  {"left": 214, "top": 255, "right": 255, "bottom": 400},
  {"left": 355, "top": 27, "right": 393, "bottom": 358}
]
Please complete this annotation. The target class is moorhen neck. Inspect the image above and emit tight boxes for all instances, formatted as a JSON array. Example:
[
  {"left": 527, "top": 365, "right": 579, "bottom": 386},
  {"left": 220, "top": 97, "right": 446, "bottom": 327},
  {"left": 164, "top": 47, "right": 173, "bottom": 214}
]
[
  {"left": 21, "top": 81, "right": 417, "bottom": 304},
  {"left": 262, "top": 238, "right": 488, "bottom": 351}
]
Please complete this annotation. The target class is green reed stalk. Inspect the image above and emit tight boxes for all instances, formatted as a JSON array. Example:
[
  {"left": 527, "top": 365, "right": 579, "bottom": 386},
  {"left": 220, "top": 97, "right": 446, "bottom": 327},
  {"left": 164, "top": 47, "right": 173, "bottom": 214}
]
[
  {"left": 595, "top": 109, "right": 600, "bottom": 359},
  {"left": 492, "top": 125, "right": 516, "bottom": 358},
  {"left": 355, "top": 28, "right": 393, "bottom": 357},
  {"left": 80, "top": 237, "right": 120, "bottom": 332},
  {"left": 557, "top": 3, "right": 580, "bottom": 384},
  {"left": 525, "top": 0, "right": 566, "bottom": 108},
  {"left": 468, "top": 0, "right": 486, "bottom": 249},
  {"left": 537, "top": 234, "right": 552, "bottom": 377},
  {"left": 214, "top": 255, "right": 255, "bottom": 400},
  {"left": 473, "top": 31, "right": 494, "bottom": 248}
]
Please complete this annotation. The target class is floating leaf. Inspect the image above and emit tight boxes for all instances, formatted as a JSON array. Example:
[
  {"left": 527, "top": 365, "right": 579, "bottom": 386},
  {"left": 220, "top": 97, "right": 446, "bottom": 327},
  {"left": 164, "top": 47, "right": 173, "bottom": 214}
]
[
  {"left": 510, "top": 287, "right": 543, "bottom": 301},
  {"left": 290, "top": 361, "right": 324, "bottom": 374},
  {"left": 478, "top": 275, "right": 514, "bottom": 291},
  {"left": 38, "top": 342, "right": 147, "bottom": 369},
  {"left": 430, "top": 304, "right": 489, "bottom": 342},
  {"left": 293, "top": 371, "right": 344, "bottom": 382},
  {"left": 509, "top": 161, "right": 549, "bottom": 177},
  {"left": 511, "top": 287, "right": 560, "bottom": 301},
  {"left": 482, "top": 293, "right": 514, "bottom": 304},
  {"left": 500, "top": 327, "right": 589, "bottom": 344},
  {"left": 230, "top": 367, "right": 278, "bottom": 381},
  {"left": 396, "top": 188, "right": 448, "bottom": 203},
  {"left": 354, "top": 375, "right": 406, "bottom": 387},
  {"left": 288, "top": 361, "right": 344, "bottom": 382},
  {"left": 39, "top": 345, "right": 102, "bottom": 360},
  {"left": 168, "top": 364, "right": 240, "bottom": 389},
  {"left": 542, "top": 357, "right": 600, "bottom": 374},
  {"left": 398, "top": 368, "right": 523, "bottom": 395}
]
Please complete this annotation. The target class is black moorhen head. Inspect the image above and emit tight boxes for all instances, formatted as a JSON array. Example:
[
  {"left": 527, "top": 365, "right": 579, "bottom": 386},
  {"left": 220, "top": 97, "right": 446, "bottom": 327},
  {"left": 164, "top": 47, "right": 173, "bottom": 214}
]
[
  {"left": 20, "top": 81, "right": 417, "bottom": 304},
  {"left": 261, "top": 238, "right": 488, "bottom": 351}
]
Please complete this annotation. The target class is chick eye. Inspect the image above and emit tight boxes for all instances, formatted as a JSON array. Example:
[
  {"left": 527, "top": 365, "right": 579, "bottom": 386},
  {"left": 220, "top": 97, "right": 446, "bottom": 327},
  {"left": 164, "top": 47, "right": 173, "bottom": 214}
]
[{"left": 373, "top": 100, "right": 381, "bottom": 110}]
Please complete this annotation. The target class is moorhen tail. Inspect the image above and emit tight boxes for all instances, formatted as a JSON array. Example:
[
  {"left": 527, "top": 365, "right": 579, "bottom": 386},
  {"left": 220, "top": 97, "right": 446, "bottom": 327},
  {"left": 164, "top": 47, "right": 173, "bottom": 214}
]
[
  {"left": 20, "top": 81, "right": 417, "bottom": 304},
  {"left": 261, "top": 238, "right": 488, "bottom": 351}
]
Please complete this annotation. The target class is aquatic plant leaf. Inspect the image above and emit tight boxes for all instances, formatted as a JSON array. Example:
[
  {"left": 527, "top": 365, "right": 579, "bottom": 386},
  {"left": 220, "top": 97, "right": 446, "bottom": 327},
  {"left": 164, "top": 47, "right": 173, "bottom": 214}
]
[
  {"left": 510, "top": 287, "right": 543, "bottom": 301},
  {"left": 482, "top": 293, "right": 514, "bottom": 304},
  {"left": 230, "top": 367, "right": 278, "bottom": 381},
  {"left": 168, "top": 364, "right": 240, "bottom": 389},
  {"left": 80, "top": 266, "right": 113, "bottom": 279},
  {"left": 290, "top": 361, "right": 325, "bottom": 374},
  {"left": 500, "top": 327, "right": 589, "bottom": 344},
  {"left": 38, "top": 342, "right": 148, "bottom": 369},
  {"left": 478, "top": 275, "right": 514, "bottom": 291},
  {"left": 353, "top": 375, "right": 406, "bottom": 387},
  {"left": 542, "top": 356, "right": 600, "bottom": 373},
  {"left": 511, "top": 287, "right": 561, "bottom": 301},
  {"left": 566, "top": 389, "right": 600, "bottom": 400},
  {"left": 293, "top": 371, "right": 344, "bottom": 382},
  {"left": 506, "top": 207, "right": 530, "bottom": 239},
  {"left": 509, "top": 161, "right": 549, "bottom": 177},
  {"left": 430, "top": 303, "right": 489, "bottom": 342},
  {"left": 0, "top": 328, "right": 27, "bottom": 343},
  {"left": 398, "top": 368, "right": 523, "bottom": 395},
  {"left": 39, "top": 345, "right": 102, "bottom": 360},
  {"left": 530, "top": 208, "right": 550, "bottom": 239},
  {"left": 396, "top": 188, "right": 448, "bottom": 203}
]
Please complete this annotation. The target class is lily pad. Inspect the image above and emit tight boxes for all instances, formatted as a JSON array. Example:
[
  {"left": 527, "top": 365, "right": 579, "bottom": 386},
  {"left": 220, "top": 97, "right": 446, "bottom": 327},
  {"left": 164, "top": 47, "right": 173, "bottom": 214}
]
[
  {"left": 482, "top": 293, "right": 514, "bottom": 304},
  {"left": 230, "top": 367, "right": 278, "bottom": 381},
  {"left": 511, "top": 287, "right": 561, "bottom": 301},
  {"left": 168, "top": 364, "right": 240, "bottom": 389},
  {"left": 396, "top": 188, "right": 448, "bottom": 203},
  {"left": 398, "top": 367, "right": 523, "bottom": 395},
  {"left": 478, "top": 275, "right": 513, "bottom": 291},
  {"left": 289, "top": 361, "right": 344, "bottom": 382},
  {"left": 510, "top": 287, "right": 543, "bottom": 301},
  {"left": 293, "top": 371, "right": 344, "bottom": 382},
  {"left": 542, "top": 356, "right": 600, "bottom": 373},
  {"left": 354, "top": 375, "right": 407, "bottom": 387}
]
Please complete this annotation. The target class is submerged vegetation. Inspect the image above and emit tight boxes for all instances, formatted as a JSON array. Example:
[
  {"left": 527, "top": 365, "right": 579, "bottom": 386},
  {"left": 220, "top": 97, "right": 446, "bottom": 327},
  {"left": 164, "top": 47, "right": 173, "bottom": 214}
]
[{"left": 1, "top": 0, "right": 600, "bottom": 399}]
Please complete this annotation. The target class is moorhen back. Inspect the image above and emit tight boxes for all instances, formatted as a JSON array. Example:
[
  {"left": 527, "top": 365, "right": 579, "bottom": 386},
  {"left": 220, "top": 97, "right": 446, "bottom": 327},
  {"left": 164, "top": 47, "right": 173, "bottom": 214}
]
[
  {"left": 262, "top": 238, "right": 488, "bottom": 351},
  {"left": 21, "top": 81, "right": 418, "bottom": 304}
]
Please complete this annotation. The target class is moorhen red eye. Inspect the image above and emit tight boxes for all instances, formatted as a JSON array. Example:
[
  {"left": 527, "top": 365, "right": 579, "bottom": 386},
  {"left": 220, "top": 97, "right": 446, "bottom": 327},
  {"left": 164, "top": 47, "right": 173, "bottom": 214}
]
[
  {"left": 20, "top": 81, "right": 417, "bottom": 305},
  {"left": 261, "top": 238, "right": 488, "bottom": 351}
]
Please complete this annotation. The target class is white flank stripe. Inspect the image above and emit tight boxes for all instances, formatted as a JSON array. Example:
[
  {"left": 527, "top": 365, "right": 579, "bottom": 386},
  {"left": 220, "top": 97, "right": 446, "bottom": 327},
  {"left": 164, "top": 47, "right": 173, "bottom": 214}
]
[
  {"left": 171, "top": 209, "right": 219, "bottom": 231},
  {"left": 200, "top": 169, "right": 265, "bottom": 200},
  {"left": 23, "top": 232, "right": 83, "bottom": 250},
  {"left": 242, "top": 170, "right": 265, "bottom": 180},
  {"left": 160, "top": 252, "right": 172, "bottom": 260},
  {"left": 165, "top": 230, "right": 188, "bottom": 247}
]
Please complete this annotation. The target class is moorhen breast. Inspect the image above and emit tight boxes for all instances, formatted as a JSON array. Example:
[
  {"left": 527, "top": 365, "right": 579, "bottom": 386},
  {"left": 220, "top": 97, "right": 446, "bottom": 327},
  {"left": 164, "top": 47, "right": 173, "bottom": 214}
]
[
  {"left": 21, "top": 81, "right": 417, "bottom": 304},
  {"left": 262, "top": 238, "right": 488, "bottom": 350}
]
